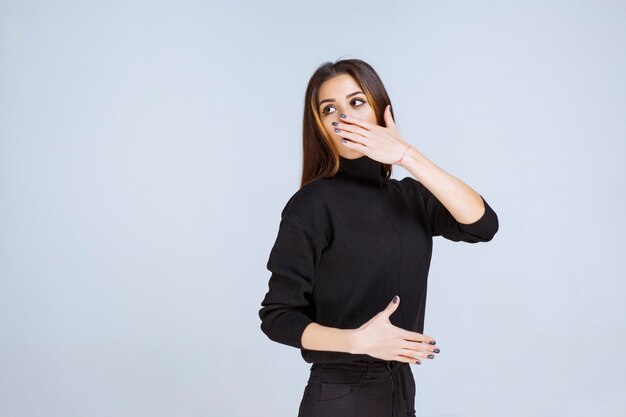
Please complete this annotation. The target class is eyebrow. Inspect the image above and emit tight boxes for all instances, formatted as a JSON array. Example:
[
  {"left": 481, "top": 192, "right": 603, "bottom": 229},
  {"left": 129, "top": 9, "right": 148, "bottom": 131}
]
[{"left": 318, "top": 91, "right": 365, "bottom": 107}]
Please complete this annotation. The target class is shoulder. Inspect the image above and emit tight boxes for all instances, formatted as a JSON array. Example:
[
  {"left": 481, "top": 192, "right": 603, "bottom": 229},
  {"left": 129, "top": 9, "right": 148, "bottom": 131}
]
[
  {"left": 389, "top": 176, "right": 424, "bottom": 199},
  {"left": 281, "top": 179, "right": 330, "bottom": 216},
  {"left": 279, "top": 179, "right": 334, "bottom": 245}
]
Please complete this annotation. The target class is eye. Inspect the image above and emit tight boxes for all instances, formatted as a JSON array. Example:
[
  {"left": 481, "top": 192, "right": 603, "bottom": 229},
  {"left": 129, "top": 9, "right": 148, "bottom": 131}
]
[
  {"left": 321, "top": 98, "right": 367, "bottom": 115},
  {"left": 321, "top": 106, "right": 336, "bottom": 116}
]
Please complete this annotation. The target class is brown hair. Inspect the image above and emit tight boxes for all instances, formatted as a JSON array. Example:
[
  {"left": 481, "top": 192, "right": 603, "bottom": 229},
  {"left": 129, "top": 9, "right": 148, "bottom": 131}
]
[{"left": 300, "top": 58, "right": 396, "bottom": 188}]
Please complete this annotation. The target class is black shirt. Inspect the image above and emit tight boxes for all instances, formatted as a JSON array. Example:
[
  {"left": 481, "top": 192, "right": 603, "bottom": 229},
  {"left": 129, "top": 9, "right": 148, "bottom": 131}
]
[{"left": 258, "top": 154, "right": 499, "bottom": 364}]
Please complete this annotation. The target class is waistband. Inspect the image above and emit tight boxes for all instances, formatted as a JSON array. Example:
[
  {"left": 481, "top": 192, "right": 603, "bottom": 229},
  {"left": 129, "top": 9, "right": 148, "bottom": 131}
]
[{"left": 310, "top": 359, "right": 407, "bottom": 372}]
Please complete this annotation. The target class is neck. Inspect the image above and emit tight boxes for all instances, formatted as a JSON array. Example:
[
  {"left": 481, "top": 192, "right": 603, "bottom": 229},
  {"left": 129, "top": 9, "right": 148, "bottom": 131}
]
[{"left": 335, "top": 154, "right": 386, "bottom": 186}]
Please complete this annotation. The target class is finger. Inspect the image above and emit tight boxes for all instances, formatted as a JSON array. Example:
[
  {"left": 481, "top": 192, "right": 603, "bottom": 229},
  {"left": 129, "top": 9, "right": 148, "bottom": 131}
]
[
  {"left": 403, "top": 340, "right": 440, "bottom": 356},
  {"left": 401, "top": 346, "right": 435, "bottom": 360},
  {"left": 401, "top": 340, "right": 425, "bottom": 353},
  {"left": 398, "top": 349, "right": 422, "bottom": 364},
  {"left": 380, "top": 295, "right": 400, "bottom": 319},
  {"left": 337, "top": 130, "right": 369, "bottom": 148},
  {"left": 335, "top": 128, "right": 369, "bottom": 145},
  {"left": 339, "top": 113, "right": 378, "bottom": 131},
  {"left": 400, "top": 329, "right": 436, "bottom": 345},
  {"left": 396, "top": 354, "right": 421, "bottom": 364},
  {"left": 334, "top": 121, "right": 371, "bottom": 138},
  {"left": 384, "top": 104, "right": 397, "bottom": 129},
  {"left": 340, "top": 138, "right": 368, "bottom": 153}
]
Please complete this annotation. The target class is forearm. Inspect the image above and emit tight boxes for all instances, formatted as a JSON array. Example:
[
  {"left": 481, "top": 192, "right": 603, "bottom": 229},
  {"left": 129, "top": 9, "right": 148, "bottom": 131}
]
[
  {"left": 400, "top": 146, "right": 486, "bottom": 224},
  {"left": 301, "top": 322, "right": 358, "bottom": 354}
]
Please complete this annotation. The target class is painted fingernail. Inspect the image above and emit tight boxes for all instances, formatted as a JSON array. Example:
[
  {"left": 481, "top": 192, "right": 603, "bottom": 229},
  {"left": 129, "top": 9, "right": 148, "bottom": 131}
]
[
  {"left": 392, "top": 296, "right": 398, "bottom": 304},
  {"left": 434, "top": 348, "right": 440, "bottom": 353},
  {"left": 332, "top": 121, "right": 339, "bottom": 126},
  {"left": 429, "top": 341, "right": 436, "bottom": 345},
  {"left": 416, "top": 360, "right": 421, "bottom": 365},
  {"left": 334, "top": 128, "right": 340, "bottom": 133},
  {"left": 341, "top": 139, "right": 347, "bottom": 143},
  {"left": 428, "top": 354, "right": 435, "bottom": 359},
  {"left": 339, "top": 113, "right": 346, "bottom": 118}
]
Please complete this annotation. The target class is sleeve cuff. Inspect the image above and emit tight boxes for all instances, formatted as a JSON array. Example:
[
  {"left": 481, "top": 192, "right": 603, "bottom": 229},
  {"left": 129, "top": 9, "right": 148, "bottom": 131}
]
[{"left": 457, "top": 195, "right": 499, "bottom": 241}]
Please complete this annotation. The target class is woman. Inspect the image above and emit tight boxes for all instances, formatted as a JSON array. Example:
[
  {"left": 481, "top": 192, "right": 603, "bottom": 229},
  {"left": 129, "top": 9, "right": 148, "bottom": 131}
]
[{"left": 258, "top": 58, "right": 499, "bottom": 417}]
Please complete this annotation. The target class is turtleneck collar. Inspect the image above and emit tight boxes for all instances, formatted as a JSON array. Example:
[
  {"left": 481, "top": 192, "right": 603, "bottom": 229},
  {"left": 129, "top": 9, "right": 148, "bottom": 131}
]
[{"left": 335, "top": 154, "right": 386, "bottom": 186}]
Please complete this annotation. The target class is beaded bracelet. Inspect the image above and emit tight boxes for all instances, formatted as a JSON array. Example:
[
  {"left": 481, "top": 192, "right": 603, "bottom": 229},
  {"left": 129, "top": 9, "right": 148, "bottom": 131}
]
[{"left": 394, "top": 144, "right": 412, "bottom": 165}]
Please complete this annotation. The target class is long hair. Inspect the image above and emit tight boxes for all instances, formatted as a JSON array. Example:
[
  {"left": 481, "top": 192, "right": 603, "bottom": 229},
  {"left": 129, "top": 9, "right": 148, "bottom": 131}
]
[{"left": 300, "top": 58, "right": 396, "bottom": 188}]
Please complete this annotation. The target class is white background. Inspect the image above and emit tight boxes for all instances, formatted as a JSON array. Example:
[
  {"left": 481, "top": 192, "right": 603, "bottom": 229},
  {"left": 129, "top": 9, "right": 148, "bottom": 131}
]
[{"left": 1, "top": 1, "right": 625, "bottom": 416}]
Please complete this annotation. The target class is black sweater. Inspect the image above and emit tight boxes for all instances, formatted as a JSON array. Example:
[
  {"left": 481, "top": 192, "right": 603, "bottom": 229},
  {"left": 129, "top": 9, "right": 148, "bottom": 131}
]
[{"left": 258, "top": 154, "right": 499, "bottom": 364}]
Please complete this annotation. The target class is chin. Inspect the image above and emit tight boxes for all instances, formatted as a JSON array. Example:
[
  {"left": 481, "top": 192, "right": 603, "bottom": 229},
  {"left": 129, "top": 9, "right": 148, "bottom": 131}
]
[{"left": 340, "top": 148, "right": 365, "bottom": 159}]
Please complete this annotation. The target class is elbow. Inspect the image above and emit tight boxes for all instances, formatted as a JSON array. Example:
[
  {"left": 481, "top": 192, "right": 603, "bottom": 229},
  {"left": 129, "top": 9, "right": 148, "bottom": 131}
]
[
  {"left": 258, "top": 307, "right": 275, "bottom": 342},
  {"left": 487, "top": 214, "right": 499, "bottom": 241},
  {"left": 259, "top": 316, "right": 277, "bottom": 342},
  {"left": 462, "top": 199, "right": 499, "bottom": 243},
  {"left": 258, "top": 306, "right": 313, "bottom": 349},
  {"left": 258, "top": 308, "right": 291, "bottom": 347},
  {"left": 481, "top": 210, "right": 499, "bottom": 242},
  {"left": 472, "top": 215, "right": 499, "bottom": 243},
  {"left": 453, "top": 213, "right": 499, "bottom": 243}
]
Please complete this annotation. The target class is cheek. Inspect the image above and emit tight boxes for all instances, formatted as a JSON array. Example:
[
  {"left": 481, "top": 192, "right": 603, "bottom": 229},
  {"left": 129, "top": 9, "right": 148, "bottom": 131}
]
[
  {"left": 324, "top": 123, "right": 340, "bottom": 140},
  {"left": 362, "top": 106, "right": 377, "bottom": 124}
]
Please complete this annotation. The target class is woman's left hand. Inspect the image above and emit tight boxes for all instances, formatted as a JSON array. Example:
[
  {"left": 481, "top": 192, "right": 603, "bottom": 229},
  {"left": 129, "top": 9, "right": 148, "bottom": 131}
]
[{"left": 337, "top": 104, "right": 412, "bottom": 165}]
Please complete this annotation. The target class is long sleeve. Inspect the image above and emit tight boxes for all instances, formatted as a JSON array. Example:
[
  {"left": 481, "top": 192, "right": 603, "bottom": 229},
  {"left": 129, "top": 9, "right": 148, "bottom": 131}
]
[
  {"left": 409, "top": 177, "right": 499, "bottom": 243},
  {"left": 258, "top": 214, "right": 326, "bottom": 349}
]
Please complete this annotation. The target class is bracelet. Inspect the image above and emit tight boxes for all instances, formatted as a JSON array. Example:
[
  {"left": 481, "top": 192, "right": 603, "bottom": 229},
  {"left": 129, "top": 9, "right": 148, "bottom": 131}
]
[{"left": 394, "top": 144, "right": 412, "bottom": 165}]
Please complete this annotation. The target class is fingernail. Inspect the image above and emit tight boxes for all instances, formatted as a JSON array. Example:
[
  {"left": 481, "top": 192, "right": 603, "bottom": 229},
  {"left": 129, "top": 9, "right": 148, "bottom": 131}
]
[
  {"left": 334, "top": 128, "right": 340, "bottom": 133},
  {"left": 332, "top": 121, "right": 339, "bottom": 126},
  {"left": 434, "top": 348, "right": 440, "bottom": 353},
  {"left": 339, "top": 113, "right": 346, "bottom": 118},
  {"left": 429, "top": 341, "right": 436, "bottom": 345},
  {"left": 392, "top": 296, "right": 398, "bottom": 304},
  {"left": 341, "top": 139, "right": 347, "bottom": 143}
]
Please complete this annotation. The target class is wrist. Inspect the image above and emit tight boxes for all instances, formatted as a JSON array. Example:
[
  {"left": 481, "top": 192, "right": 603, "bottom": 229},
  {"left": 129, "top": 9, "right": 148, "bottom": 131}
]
[
  {"left": 343, "top": 328, "right": 362, "bottom": 355},
  {"left": 399, "top": 146, "right": 430, "bottom": 176},
  {"left": 393, "top": 143, "right": 411, "bottom": 166},
  {"left": 398, "top": 145, "right": 419, "bottom": 167}
]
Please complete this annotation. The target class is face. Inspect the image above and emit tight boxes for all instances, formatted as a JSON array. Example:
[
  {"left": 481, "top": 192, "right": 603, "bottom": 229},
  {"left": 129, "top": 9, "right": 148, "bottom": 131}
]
[{"left": 317, "top": 73, "right": 378, "bottom": 159}]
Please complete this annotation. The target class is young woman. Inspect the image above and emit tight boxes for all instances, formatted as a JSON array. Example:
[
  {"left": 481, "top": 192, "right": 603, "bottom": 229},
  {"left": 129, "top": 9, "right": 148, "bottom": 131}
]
[{"left": 258, "top": 58, "right": 499, "bottom": 417}]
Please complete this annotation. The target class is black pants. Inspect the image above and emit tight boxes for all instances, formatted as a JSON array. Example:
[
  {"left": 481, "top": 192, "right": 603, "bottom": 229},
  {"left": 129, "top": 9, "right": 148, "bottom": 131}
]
[{"left": 297, "top": 360, "right": 416, "bottom": 417}]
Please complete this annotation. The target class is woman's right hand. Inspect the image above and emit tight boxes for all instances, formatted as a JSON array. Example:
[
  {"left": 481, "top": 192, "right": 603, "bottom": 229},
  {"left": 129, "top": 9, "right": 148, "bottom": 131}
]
[{"left": 348, "top": 295, "right": 440, "bottom": 364}]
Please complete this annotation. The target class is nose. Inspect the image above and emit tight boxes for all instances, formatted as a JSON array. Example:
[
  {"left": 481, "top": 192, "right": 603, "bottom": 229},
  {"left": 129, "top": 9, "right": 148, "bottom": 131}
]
[{"left": 330, "top": 111, "right": 344, "bottom": 125}]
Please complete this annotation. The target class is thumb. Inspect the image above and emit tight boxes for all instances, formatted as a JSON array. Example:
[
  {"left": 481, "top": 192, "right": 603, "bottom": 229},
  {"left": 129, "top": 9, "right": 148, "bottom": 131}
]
[
  {"left": 384, "top": 104, "right": 396, "bottom": 129},
  {"left": 383, "top": 295, "right": 400, "bottom": 318}
]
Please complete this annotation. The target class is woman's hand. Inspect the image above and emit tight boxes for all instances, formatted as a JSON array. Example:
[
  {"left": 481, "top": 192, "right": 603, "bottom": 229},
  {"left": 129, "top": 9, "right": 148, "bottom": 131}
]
[
  {"left": 348, "top": 295, "right": 440, "bottom": 364},
  {"left": 335, "top": 104, "right": 413, "bottom": 165}
]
